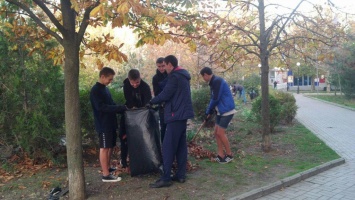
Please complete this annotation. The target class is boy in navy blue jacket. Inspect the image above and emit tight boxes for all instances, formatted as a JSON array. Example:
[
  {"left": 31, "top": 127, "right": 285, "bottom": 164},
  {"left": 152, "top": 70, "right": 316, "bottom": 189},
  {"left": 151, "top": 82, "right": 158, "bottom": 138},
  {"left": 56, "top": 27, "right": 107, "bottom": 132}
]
[
  {"left": 90, "top": 67, "right": 127, "bottom": 182},
  {"left": 149, "top": 55, "right": 194, "bottom": 188}
]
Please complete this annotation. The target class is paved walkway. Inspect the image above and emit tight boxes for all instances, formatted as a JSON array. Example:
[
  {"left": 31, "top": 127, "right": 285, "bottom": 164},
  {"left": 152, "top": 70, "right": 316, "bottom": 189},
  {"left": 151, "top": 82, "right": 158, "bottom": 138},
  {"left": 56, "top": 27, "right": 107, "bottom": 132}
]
[{"left": 257, "top": 94, "right": 355, "bottom": 200}]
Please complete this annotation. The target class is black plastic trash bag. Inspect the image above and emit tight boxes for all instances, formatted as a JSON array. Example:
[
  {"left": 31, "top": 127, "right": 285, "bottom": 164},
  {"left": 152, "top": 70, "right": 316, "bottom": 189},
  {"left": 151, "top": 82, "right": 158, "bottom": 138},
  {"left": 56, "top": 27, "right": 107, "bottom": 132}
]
[{"left": 124, "top": 108, "right": 162, "bottom": 176}]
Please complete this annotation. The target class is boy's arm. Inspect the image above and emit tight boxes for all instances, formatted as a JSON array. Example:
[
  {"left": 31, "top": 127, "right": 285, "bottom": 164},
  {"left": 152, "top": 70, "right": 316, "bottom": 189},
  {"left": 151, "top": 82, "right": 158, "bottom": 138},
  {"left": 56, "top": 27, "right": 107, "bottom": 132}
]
[
  {"left": 91, "top": 89, "right": 126, "bottom": 113},
  {"left": 151, "top": 75, "right": 177, "bottom": 104}
]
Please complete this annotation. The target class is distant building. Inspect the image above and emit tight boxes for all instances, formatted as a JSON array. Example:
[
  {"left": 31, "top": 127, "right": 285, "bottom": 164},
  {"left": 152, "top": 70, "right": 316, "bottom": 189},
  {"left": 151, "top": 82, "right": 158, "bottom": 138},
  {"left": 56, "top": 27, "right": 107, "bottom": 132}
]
[{"left": 269, "top": 68, "right": 327, "bottom": 91}]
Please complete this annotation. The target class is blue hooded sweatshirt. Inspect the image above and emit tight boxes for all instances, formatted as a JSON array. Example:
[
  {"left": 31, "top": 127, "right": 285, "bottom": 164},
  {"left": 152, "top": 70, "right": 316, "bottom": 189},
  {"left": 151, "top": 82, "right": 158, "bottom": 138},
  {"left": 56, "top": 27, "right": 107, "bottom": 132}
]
[{"left": 206, "top": 75, "right": 235, "bottom": 115}]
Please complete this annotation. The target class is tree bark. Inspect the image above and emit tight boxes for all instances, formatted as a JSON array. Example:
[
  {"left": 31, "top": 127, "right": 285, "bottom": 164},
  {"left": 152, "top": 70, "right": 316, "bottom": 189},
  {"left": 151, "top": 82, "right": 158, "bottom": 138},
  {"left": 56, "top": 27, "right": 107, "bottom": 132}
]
[
  {"left": 62, "top": 0, "right": 85, "bottom": 199},
  {"left": 258, "top": 0, "right": 271, "bottom": 152}
]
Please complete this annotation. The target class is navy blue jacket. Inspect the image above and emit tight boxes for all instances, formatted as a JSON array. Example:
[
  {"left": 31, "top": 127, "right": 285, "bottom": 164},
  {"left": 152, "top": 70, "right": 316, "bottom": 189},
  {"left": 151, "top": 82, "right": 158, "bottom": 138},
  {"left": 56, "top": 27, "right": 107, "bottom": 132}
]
[
  {"left": 206, "top": 75, "right": 235, "bottom": 115},
  {"left": 90, "top": 82, "right": 125, "bottom": 133},
  {"left": 151, "top": 67, "right": 194, "bottom": 123}
]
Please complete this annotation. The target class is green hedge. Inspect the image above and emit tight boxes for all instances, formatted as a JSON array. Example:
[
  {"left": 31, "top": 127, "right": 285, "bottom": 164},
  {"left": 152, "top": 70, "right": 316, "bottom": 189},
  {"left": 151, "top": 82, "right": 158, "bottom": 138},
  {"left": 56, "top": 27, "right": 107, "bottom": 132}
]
[
  {"left": 274, "top": 91, "right": 298, "bottom": 124},
  {"left": 251, "top": 95, "right": 281, "bottom": 133}
]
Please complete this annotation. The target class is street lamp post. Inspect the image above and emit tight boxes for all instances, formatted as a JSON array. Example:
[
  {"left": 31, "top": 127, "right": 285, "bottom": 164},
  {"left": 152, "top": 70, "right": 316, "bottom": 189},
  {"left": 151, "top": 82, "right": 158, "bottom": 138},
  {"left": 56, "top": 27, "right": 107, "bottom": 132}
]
[{"left": 297, "top": 62, "right": 300, "bottom": 94}]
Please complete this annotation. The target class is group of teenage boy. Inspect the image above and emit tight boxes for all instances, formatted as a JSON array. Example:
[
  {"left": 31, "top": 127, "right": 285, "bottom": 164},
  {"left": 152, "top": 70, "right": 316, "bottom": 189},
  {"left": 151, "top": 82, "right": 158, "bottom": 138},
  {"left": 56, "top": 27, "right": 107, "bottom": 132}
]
[{"left": 90, "top": 55, "right": 236, "bottom": 188}]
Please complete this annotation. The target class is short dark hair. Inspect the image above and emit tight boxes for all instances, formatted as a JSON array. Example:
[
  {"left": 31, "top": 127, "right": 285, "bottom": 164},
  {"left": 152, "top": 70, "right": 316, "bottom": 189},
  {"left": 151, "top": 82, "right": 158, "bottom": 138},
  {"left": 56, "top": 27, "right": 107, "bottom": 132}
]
[
  {"left": 200, "top": 67, "right": 213, "bottom": 75},
  {"left": 156, "top": 57, "right": 164, "bottom": 64},
  {"left": 99, "top": 67, "right": 115, "bottom": 77},
  {"left": 164, "top": 55, "right": 178, "bottom": 68},
  {"left": 128, "top": 69, "right": 140, "bottom": 80}
]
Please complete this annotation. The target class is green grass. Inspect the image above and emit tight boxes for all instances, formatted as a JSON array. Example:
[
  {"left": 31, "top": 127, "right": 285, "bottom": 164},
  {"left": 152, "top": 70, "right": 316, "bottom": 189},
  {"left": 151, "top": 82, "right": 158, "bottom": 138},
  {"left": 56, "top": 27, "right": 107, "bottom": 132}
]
[
  {"left": 280, "top": 123, "right": 339, "bottom": 175},
  {"left": 310, "top": 95, "right": 355, "bottom": 109}
]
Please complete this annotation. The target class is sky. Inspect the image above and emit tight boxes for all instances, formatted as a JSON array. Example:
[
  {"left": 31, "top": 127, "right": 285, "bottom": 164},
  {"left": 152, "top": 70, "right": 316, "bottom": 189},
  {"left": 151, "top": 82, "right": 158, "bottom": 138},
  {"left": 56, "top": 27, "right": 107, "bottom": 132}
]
[{"left": 266, "top": 0, "right": 355, "bottom": 15}]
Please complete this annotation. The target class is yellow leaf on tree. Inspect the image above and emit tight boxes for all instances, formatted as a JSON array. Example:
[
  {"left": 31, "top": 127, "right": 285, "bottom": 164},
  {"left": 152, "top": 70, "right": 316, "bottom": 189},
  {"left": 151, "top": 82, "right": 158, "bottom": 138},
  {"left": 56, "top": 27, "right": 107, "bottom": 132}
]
[
  {"left": 90, "top": 4, "right": 102, "bottom": 17},
  {"left": 70, "top": 0, "right": 80, "bottom": 13},
  {"left": 4, "top": 22, "right": 13, "bottom": 28},
  {"left": 117, "top": 2, "right": 131, "bottom": 14}
]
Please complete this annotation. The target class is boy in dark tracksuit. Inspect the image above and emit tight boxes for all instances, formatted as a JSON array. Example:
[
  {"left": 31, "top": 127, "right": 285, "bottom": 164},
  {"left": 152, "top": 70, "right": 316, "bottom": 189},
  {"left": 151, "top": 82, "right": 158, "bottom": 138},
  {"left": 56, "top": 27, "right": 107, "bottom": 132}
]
[
  {"left": 119, "top": 69, "right": 152, "bottom": 168},
  {"left": 149, "top": 55, "right": 194, "bottom": 188},
  {"left": 90, "top": 67, "right": 127, "bottom": 182},
  {"left": 152, "top": 57, "right": 168, "bottom": 142}
]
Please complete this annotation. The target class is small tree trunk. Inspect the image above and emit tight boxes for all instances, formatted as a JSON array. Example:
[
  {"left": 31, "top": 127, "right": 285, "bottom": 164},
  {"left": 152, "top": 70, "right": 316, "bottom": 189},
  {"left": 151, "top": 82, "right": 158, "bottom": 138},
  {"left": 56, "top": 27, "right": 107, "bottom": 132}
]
[
  {"left": 258, "top": 0, "right": 272, "bottom": 152},
  {"left": 62, "top": 1, "right": 85, "bottom": 199}
]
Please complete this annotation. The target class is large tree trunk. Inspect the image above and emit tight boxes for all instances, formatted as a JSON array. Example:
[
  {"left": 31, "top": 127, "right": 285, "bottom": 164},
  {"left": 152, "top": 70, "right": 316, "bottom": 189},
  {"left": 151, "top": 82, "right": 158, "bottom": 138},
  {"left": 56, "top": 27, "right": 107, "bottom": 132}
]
[
  {"left": 258, "top": 0, "right": 271, "bottom": 152},
  {"left": 62, "top": 0, "right": 85, "bottom": 199}
]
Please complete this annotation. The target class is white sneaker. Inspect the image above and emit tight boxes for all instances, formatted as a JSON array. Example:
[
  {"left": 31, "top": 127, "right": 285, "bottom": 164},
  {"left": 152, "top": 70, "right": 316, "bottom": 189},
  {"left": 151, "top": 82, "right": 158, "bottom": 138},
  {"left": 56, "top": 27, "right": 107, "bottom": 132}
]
[{"left": 102, "top": 174, "right": 122, "bottom": 182}]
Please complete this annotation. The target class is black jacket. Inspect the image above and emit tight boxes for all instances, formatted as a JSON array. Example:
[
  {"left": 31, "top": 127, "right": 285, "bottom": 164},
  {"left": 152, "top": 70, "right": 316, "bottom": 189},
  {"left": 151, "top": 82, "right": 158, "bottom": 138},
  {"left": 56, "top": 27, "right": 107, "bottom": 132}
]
[
  {"left": 90, "top": 82, "right": 126, "bottom": 133},
  {"left": 123, "top": 78, "right": 152, "bottom": 108},
  {"left": 152, "top": 69, "right": 168, "bottom": 97}
]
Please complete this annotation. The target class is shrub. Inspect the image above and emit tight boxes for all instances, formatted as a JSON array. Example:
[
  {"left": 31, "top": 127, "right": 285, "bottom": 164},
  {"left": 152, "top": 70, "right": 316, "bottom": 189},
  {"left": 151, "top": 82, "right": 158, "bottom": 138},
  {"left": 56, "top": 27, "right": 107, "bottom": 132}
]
[
  {"left": 251, "top": 95, "right": 281, "bottom": 133},
  {"left": 274, "top": 91, "right": 298, "bottom": 124},
  {"left": 191, "top": 87, "right": 210, "bottom": 120}
]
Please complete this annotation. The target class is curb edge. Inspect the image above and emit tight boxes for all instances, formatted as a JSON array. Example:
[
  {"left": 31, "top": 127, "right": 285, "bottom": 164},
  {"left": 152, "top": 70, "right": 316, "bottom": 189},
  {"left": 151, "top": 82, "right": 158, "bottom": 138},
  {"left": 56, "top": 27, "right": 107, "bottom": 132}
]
[{"left": 229, "top": 158, "right": 345, "bottom": 200}]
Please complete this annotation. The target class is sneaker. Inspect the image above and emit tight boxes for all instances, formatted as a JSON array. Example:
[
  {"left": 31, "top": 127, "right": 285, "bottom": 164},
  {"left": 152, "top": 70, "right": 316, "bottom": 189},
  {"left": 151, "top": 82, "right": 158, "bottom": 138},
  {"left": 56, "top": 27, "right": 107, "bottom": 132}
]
[
  {"left": 102, "top": 174, "right": 122, "bottom": 182},
  {"left": 224, "top": 155, "right": 234, "bottom": 163},
  {"left": 215, "top": 155, "right": 227, "bottom": 164},
  {"left": 109, "top": 167, "right": 117, "bottom": 173}
]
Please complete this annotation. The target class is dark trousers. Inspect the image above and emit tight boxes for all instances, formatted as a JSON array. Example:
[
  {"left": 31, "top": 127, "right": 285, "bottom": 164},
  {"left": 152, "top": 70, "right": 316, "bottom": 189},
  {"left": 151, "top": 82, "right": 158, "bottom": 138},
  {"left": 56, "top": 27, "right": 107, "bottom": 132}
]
[
  {"left": 119, "top": 116, "right": 128, "bottom": 167},
  {"left": 159, "top": 108, "right": 166, "bottom": 143},
  {"left": 161, "top": 120, "right": 187, "bottom": 181}
]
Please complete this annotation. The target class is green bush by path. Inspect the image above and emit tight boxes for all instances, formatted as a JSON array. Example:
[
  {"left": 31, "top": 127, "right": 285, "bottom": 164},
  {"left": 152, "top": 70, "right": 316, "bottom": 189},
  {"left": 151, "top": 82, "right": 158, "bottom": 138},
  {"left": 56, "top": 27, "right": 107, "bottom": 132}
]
[
  {"left": 274, "top": 91, "right": 298, "bottom": 124},
  {"left": 251, "top": 95, "right": 281, "bottom": 133}
]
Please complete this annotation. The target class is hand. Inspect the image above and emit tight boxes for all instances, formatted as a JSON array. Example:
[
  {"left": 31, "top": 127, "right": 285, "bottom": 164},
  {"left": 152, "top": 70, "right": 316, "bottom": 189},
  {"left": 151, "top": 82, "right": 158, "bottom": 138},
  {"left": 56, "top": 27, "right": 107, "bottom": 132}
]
[
  {"left": 204, "top": 114, "right": 211, "bottom": 121},
  {"left": 145, "top": 102, "right": 153, "bottom": 109},
  {"left": 117, "top": 105, "right": 127, "bottom": 113}
]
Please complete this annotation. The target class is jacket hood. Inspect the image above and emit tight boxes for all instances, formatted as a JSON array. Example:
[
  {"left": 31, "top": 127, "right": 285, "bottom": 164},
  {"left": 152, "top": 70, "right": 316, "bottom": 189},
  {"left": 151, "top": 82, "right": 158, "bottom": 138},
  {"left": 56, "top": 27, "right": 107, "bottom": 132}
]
[{"left": 172, "top": 66, "right": 191, "bottom": 80}]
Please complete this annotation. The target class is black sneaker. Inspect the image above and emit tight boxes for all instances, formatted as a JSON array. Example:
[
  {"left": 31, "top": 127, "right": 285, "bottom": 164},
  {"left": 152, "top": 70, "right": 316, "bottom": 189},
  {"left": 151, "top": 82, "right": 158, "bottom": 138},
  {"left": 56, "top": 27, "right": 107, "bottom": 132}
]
[
  {"left": 215, "top": 155, "right": 227, "bottom": 164},
  {"left": 224, "top": 155, "right": 234, "bottom": 163},
  {"left": 109, "top": 167, "right": 117, "bottom": 173},
  {"left": 102, "top": 174, "right": 122, "bottom": 182}
]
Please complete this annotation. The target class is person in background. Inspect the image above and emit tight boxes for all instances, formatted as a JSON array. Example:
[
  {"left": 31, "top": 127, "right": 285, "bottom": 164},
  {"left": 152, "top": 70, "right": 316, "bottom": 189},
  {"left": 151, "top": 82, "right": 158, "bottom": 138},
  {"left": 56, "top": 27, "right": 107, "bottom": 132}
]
[
  {"left": 149, "top": 55, "right": 194, "bottom": 188},
  {"left": 152, "top": 57, "right": 168, "bottom": 142},
  {"left": 200, "top": 67, "right": 235, "bottom": 164},
  {"left": 235, "top": 83, "right": 247, "bottom": 103},
  {"left": 90, "top": 67, "right": 127, "bottom": 182},
  {"left": 119, "top": 69, "right": 152, "bottom": 168}
]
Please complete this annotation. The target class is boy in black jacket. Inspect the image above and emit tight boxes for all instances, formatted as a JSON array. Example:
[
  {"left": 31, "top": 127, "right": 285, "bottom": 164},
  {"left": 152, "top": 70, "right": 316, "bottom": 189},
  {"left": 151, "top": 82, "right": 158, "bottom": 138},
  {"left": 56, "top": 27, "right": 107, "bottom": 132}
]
[
  {"left": 152, "top": 57, "right": 168, "bottom": 142},
  {"left": 119, "top": 69, "right": 152, "bottom": 168},
  {"left": 90, "top": 67, "right": 127, "bottom": 182}
]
